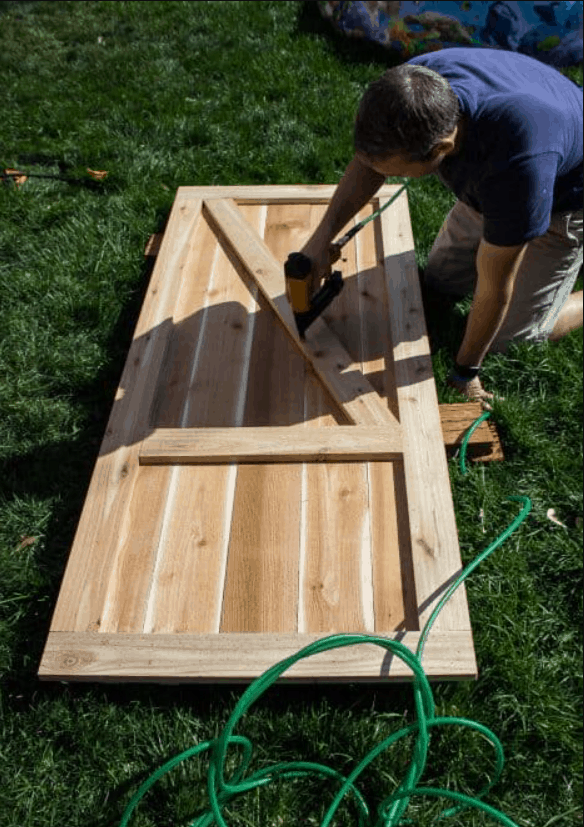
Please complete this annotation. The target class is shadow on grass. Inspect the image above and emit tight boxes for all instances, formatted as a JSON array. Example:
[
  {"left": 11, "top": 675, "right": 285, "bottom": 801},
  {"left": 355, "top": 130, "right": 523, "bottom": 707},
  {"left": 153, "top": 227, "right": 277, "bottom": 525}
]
[{"left": 0, "top": 0, "right": 41, "bottom": 15}]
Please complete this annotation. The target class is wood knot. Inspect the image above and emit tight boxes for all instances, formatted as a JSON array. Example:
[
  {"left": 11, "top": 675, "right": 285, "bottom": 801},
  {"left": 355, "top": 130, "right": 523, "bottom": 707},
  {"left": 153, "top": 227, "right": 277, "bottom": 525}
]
[
  {"left": 417, "top": 538, "right": 435, "bottom": 558},
  {"left": 60, "top": 651, "right": 93, "bottom": 668}
]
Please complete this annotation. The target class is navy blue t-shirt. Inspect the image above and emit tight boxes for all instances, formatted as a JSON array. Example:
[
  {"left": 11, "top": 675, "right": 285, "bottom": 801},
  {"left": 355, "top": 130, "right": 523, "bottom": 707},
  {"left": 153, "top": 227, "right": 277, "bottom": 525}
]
[{"left": 407, "top": 48, "right": 583, "bottom": 246}]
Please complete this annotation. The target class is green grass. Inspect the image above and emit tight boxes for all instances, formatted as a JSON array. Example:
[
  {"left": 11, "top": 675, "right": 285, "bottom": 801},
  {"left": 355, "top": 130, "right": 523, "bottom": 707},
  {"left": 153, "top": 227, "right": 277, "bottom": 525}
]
[{"left": 0, "top": 2, "right": 582, "bottom": 825}]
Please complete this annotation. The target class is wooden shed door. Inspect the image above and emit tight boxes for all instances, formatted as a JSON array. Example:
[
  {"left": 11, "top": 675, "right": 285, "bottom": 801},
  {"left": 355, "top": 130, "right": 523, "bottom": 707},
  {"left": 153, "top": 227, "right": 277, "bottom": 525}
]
[{"left": 39, "top": 186, "right": 477, "bottom": 682}]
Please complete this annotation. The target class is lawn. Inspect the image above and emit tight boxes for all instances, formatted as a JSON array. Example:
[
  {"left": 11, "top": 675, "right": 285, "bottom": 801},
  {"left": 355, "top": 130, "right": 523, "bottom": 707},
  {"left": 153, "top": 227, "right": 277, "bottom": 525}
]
[{"left": 0, "top": 2, "right": 582, "bottom": 826}]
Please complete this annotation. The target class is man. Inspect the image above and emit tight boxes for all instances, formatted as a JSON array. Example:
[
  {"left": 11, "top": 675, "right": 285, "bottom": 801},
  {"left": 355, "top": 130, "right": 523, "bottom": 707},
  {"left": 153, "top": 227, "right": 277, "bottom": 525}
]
[{"left": 299, "top": 48, "right": 583, "bottom": 405}]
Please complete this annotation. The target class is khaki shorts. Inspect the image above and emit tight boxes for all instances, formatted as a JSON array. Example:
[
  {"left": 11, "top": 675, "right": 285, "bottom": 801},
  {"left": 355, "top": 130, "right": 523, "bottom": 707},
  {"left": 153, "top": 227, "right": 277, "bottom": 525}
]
[{"left": 423, "top": 200, "right": 583, "bottom": 353}]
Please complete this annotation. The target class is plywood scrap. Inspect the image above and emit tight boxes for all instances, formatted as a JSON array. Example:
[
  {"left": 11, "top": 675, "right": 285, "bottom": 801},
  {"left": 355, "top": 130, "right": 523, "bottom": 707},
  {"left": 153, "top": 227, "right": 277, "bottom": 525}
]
[{"left": 439, "top": 403, "right": 504, "bottom": 461}]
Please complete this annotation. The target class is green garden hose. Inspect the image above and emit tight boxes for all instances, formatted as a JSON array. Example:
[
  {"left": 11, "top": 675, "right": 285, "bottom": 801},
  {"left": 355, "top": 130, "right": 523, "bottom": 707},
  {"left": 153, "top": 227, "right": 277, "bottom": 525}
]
[{"left": 118, "top": 411, "right": 532, "bottom": 827}]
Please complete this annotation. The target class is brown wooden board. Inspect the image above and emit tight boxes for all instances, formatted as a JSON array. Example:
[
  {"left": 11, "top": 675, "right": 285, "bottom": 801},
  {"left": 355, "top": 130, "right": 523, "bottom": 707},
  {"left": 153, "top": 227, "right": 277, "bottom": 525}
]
[{"left": 39, "top": 185, "right": 478, "bottom": 682}]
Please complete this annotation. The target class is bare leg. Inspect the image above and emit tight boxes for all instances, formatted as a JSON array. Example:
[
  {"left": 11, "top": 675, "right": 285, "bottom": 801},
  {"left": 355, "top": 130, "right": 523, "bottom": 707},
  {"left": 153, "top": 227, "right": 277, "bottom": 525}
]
[{"left": 549, "top": 291, "right": 583, "bottom": 341}]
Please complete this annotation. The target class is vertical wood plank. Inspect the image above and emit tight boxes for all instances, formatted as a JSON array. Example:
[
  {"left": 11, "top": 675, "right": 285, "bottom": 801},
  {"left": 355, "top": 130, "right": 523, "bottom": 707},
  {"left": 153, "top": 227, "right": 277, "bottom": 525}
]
[
  {"left": 380, "top": 190, "right": 471, "bottom": 632},
  {"left": 106, "top": 210, "right": 240, "bottom": 632},
  {"left": 221, "top": 203, "right": 309, "bottom": 633},
  {"left": 50, "top": 196, "right": 203, "bottom": 632},
  {"left": 301, "top": 210, "right": 372, "bottom": 635},
  {"left": 220, "top": 462, "right": 302, "bottom": 633},
  {"left": 353, "top": 209, "right": 418, "bottom": 632},
  {"left": 108, "top": 211, "right": 224, "bottom": 633},
  {"left": 320, "top": 208, "right": 414, "bottom": 633},
  {"left": 303, "top": 454, "right": 371, "bottom": 634},
  {"left": 145, "top": 205, "right": 263, "bottom": 634}
]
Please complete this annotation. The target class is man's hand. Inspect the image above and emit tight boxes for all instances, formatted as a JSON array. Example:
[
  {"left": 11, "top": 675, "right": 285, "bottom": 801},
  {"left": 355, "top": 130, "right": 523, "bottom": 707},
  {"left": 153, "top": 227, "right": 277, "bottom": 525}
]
[
  {"left": 298, "top": 239, "right": 341, "bottom": 299},
  {"left": 447, "top": 372, "right": 496, "bottom": 410}
]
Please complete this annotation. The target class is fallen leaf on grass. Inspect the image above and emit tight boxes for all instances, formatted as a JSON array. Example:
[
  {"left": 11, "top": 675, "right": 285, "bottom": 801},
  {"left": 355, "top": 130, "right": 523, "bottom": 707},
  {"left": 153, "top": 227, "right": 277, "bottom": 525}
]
[
  {"left": 547, "top": 508, "right": 567, "bottom": 528},
  {"left": 87, "top": 168, "right": 108, "bottom": 180},
  {"left": 16, "top": 536, "right": 37, "bottom": 551},
  {"left": 3, "top": 168, "right": 28, "bottom": 187}
]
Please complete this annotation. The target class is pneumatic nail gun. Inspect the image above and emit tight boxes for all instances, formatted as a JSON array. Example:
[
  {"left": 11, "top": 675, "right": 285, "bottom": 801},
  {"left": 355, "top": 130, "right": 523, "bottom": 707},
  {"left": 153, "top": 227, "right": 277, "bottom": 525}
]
[{"left": 284, "top": 182, "right": 409, "bottom": 338}]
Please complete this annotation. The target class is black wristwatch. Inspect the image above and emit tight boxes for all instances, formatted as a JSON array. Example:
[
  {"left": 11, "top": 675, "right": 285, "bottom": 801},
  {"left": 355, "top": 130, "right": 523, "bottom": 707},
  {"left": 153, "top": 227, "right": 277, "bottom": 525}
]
[{"left": 452, "top": 363, "right": 481, "bottom": 381}]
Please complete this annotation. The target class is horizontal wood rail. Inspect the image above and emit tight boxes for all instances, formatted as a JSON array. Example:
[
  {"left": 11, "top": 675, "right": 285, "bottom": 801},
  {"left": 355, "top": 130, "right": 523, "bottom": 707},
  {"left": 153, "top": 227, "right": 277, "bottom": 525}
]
[
  {"left": 139, "top": 426, "right": 403, "bottom": 465},
  {"left": 138, "top": 404, "right": 502, "bottom": 465}
]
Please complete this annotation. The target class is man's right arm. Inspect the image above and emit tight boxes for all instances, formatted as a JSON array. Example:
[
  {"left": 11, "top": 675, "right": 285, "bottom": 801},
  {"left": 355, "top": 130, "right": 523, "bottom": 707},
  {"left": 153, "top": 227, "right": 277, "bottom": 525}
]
[{"left": 300, "top": 154, "right": 386, "bottom": 279}]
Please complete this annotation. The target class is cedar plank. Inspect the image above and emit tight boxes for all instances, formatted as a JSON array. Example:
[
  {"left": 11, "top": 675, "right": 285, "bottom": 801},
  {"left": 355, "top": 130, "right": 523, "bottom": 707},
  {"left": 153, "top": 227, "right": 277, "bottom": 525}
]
[
  {"left": 221, "top": 203, "right": 306, "bottom": 633},
  {"left": 353, "top": 208, "right": 417, "bottom": 632},
  {"left": 146, "top": 204, "right": 264, "bottom": 633},
  {"left": 380, "top": 192, "right": 471, "bottom": 634},
  {"left": 49, "top": 196, "right": 203, "bottom": 633},
  {"left": 39, "top": 630, "right": 478, "bottom": 681}
]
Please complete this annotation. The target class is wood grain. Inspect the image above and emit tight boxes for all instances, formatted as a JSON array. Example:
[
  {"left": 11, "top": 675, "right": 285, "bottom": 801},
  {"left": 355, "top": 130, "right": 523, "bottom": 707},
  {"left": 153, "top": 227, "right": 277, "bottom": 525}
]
[
  {"left": 220, "top": 203, "right": 306, "bottom": 634},
  {"left": 439, "top": 403, "right": 504, "bottom": 460},
  {"left": 144, "top": 204, "right": 264, "bottom": 634},
  {"left": 301, "top": 208, "right": 381, "bottom": 636},
  {"left": 352, "top": 205, "right": 418, "bottom": 632},
  {"left": 39, "top": 630, "right": 478, "bottom": 681},
  {"left": 49, "top": 195, "right": 204, "bottom": 633},
  {"left": 380, "top": 191, "right": 471, "bottom": 632},
  {"left": 177, "top": 184, "right": 408, "bottom": 204},
  {"left": 139, "top": 426, "right": 403, "bottom": 464}
]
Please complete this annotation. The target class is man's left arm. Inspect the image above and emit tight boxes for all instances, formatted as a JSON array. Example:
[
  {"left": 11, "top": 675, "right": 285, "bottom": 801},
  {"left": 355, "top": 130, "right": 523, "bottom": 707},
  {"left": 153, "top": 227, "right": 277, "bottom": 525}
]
[{"left": 448, "top": 237, "right": 528, "bottom": 404}]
